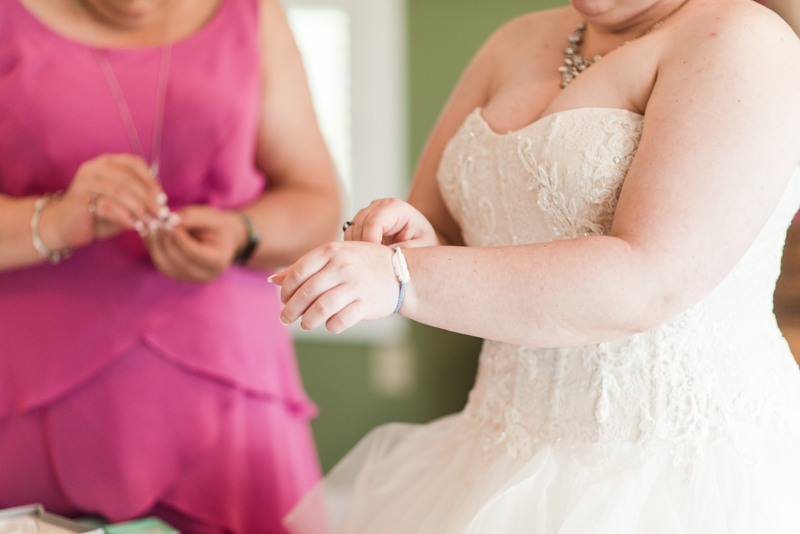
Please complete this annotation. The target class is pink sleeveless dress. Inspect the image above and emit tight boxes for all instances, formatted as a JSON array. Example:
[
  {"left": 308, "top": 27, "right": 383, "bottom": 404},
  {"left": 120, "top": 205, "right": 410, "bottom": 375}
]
[{"left": 0, "top": 1, "right": 321, "bottom": 532}]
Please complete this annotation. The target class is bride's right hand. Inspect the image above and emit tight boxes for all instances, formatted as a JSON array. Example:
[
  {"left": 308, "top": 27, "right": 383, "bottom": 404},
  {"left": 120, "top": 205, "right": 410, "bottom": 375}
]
[
  {"left": 40, "top": 154, "right": 165, "bottom": 250},
  {"left": 343, "top": 198, "right": 439, "bottom": 248}
]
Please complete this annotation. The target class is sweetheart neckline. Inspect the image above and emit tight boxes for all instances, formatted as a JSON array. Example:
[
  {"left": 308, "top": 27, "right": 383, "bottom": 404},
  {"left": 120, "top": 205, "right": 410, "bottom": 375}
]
[{"left": 474, "top": 106, "right": 645, "bottom": 137}]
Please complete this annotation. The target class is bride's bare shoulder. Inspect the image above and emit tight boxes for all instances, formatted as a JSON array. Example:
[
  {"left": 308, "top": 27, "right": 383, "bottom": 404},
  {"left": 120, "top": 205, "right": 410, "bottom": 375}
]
[{"left": 668, "top": 0, "right": 800, "bottom": 60}]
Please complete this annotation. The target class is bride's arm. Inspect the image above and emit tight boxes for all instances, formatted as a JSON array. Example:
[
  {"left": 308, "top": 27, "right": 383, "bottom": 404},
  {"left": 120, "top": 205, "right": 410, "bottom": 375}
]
[{"left": 278, "top": 6, "right": 800, "bottom": 344}]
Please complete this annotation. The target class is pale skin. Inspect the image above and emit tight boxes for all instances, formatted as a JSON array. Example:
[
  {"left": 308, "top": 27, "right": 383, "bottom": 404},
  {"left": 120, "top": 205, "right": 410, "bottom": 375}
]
[
  {"left": 274, "top": 0, "right": 800, "bottom": 347},
  {"left": 0, "top": 0, "right": 340, "bottom": 280},
  {"left": 770, "top": 0, "right": 800, "bottom": 34}
]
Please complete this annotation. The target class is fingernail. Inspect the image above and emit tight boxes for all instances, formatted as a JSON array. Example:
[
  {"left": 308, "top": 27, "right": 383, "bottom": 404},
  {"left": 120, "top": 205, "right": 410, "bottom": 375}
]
[
  {"left": 165, "top": 213, "right": 181, "bottom": 230},
  {"left": 268, "top": 274, "right": 277, "bottom": 283},
  {"left": 134, "top": 220, "right": 147, "bottom": 237},
  {"left": 158, "top": 206, "right": 170, "bottom": 220},
  {"left": 279, "top": 316, "right": 290, "bottom": 326},
  {"left": 148, "top": 219, "right": 160, "bottom": 232},
  {"left": 281, "top": 296, "right": 287, "bottom": 304},
  {"left": 156, "top": 193, "right": 168, "bottom": 206}
]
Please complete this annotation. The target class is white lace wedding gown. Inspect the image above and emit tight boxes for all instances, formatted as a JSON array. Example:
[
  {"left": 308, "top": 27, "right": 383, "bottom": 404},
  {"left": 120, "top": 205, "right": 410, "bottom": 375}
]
[{"left": 285, "top": 108, "right": 800, "bottom": 534}]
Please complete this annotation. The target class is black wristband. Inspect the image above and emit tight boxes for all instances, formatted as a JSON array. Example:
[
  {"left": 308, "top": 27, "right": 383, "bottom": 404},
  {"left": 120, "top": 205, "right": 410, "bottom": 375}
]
[{"left": 232, "top": 213, "right": 261, "bottom": 265}]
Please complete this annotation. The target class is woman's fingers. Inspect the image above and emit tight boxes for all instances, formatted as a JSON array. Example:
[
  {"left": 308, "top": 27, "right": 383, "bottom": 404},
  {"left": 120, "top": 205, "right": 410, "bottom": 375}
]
[
  {"left": 93, "top": 168, "right": 156, "bottom": 223},
  {"left": 360, "top": 199, "right": 411, "bottom": 244},
  {"left": 326, "top": 301, "right": 367, "bottom": 334},
  {"left": 279, "top": 242, "right": 398, "bottom": 330},
  {"left": 279, "top": 263, "right": 341, "bottom": 325},
  {"left": 278, "top": 243, "right": 336, "bottom": 304},
  {"left": 163, "top": 229, "right": 220, "bottom": 281},
  {"left": 345, "top": 198, "right": 437, "bottom": 247},
  {"left": 143, "top": 206, "right": 247, "bottom": 283},
  {"left": 92, "top": 195, "right": 138, "bottom": 230},
  {"left": 146, "top": 232, "right": 180, "bottom": 279},
  {"left": 150, "top": 231, "right": 210, "bottom": 282},
  {"left": 71, "top": 155, "right": 165, "bottom": 233},
  {"left": 176, "top": 205, "right": 215, "bottom": 232},
  {"left": 294, "top": 284, "right": 356, "bottom": 331},
  {"left": 170, "top": 225, "right": 215, "bottom": 264},
  {"left": 172, "top": 211, "right": 241, "bottom": 274},
  {"left": 268, "top": 271, "right": 287, "bottom": 286}
]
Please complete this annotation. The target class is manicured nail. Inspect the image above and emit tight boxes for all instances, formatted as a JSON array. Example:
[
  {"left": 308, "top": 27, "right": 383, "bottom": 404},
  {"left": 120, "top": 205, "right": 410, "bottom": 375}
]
[
  {"left": 268, "top": 274, "right": 277, "bottom": 283},
  {"left": 279, "top": 316, "right": 290, "bottom": 326},
  {"left": 158, "top": 206, "right": 170, "bottom": 220},
  {"left": 156, "top": 193, "right": 168, "bottom": 206},
  {"left": 148, "top": 218, "right": 160, "bottom": 232},
  {"left": 134, "top": 220, "right": 147, "bottom": 237},
  {"left": 165, "top": 213, "right": 181, "bottom": 230}
]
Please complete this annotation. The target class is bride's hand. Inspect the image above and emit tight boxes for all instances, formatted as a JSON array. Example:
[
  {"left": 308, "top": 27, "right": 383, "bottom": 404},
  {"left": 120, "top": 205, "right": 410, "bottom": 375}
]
[
  {"left": 271, "top": 241, "right": 399, "bottom": 333},
  {"left": 344, "top": 198, "right": 439, "bottom": 248}
]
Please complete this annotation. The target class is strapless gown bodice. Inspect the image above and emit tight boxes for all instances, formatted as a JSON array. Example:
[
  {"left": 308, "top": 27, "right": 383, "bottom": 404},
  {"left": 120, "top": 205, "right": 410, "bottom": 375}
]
[{"left": 437, "top": 107, "right": 800, "bottom": 464}]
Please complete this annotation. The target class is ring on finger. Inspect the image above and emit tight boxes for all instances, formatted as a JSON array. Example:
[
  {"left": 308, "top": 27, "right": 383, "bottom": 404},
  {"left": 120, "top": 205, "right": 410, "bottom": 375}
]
[
  {"left": 342, "top": 220, "right": 355, "bottom": 233},
  {"left": 87, "top": 195, "right": 100, "bottom": 219}
]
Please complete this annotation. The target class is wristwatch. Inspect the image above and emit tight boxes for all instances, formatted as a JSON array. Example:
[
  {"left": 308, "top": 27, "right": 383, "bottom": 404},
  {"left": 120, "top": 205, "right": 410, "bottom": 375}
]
[{"left": 232, "top": 212, "right": 261, "bottom": 265}]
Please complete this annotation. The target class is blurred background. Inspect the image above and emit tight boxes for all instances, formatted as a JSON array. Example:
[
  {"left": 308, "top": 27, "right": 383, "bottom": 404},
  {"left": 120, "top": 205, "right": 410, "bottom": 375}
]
[{"left": 280, "top": 0, "right": 800, "bottom": 473}]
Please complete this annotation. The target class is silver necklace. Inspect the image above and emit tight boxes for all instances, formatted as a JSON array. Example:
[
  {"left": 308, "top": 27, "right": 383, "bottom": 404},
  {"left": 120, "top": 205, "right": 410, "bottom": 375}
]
[
  {"left": 94, "top": 44, "right": 172, "bottom": 179},
  {"left": 559, "top": 0, "right": 691, "bottom": 88}
]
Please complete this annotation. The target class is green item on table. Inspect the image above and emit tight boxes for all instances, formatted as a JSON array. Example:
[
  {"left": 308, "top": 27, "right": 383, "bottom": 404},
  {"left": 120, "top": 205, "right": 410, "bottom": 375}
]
[{"left": 103, "top": 518, "right": 178, "bottom": 534}]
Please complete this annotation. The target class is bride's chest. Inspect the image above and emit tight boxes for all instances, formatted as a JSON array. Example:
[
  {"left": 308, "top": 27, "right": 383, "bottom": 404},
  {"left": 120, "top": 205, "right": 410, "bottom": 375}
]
[{"left": 436, "top": 107, "right": 644, "bottom": 247}]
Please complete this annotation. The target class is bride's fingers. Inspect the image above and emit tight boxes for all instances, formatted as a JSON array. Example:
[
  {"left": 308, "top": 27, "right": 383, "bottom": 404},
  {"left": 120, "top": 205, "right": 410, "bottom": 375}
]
[
  {"left": 268, "top": 271, "right": 287, "bottom": 286},
  {"left": 395, "top": 223, "right": 424, "bottom": 244},
  {"left": 326, "top": 301, "right": 366, "bottom": 334},
  {"left": 298, "top": 285, "right": 354, "bottom": 331},
  {"left": 349, "top": 205, "right": 372, "bottom": 243},
  {"left": 352, "top": 199, "right": 413, "bottom": 244},
  {"left": 278, "top": 246, "right": 334, "bottom": 304},
  {"left": 279, "top": 267, "right": 339, "bottom": 325},
  {"left": 362, "top": 211, "right": 406, "bottom": 244}
]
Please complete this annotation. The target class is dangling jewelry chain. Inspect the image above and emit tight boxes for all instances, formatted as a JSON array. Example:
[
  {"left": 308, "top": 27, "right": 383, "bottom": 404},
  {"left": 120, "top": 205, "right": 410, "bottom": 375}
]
[
  {"left": 559, "top": 0, "right": 691, "bottom": 88},
  {"left": 94, "top": 43, "right": 173, "bottom": 179}
]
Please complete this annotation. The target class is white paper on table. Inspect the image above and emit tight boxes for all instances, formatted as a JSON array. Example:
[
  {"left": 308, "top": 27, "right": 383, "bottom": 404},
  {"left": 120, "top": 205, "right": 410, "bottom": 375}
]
[{"left": 0, "top": 517, "right": 77, "bottom": 534}]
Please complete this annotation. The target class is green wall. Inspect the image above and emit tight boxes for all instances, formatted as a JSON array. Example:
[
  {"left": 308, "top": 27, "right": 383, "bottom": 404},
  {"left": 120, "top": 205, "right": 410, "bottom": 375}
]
[
  {"left": 408, "top": 0, "right": 568, "bottom": 163},
  {"left": 297, "top": 0, "right": 568, "bottom": 474}
]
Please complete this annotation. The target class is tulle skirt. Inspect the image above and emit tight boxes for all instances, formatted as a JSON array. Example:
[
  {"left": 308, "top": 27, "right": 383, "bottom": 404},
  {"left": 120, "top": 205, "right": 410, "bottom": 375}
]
[{"left": 284, "top": 413, "right": 800, "bottom": 534}]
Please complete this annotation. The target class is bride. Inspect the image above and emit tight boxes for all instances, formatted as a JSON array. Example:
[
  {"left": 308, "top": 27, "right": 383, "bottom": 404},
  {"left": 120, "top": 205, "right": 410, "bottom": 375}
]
[{"left": 277, "top": 0, "right": 800, "bottom": 531}]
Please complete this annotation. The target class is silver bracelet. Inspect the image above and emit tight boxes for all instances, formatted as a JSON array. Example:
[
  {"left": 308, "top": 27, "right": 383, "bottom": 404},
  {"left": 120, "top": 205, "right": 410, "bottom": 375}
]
[{"left": 31, "top": 193, "right": 72, "bottom": 264}]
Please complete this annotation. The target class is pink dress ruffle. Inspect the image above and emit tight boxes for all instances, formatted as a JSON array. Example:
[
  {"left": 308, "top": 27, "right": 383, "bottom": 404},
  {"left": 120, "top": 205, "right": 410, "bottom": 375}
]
[{"left": 0, "top": 343, "right": 320, "bottom": 533}]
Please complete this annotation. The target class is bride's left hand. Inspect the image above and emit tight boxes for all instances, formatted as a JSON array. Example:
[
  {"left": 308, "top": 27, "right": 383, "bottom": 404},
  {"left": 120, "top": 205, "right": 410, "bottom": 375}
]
[{"left": 271, "top": 241, "right": 399, "bottom": 333}]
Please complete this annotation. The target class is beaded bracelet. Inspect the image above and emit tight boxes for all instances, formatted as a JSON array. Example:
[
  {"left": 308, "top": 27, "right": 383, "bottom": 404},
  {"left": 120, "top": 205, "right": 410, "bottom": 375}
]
[
  {"left": 391, "top": 247, "right": 411, "bottom": 314},
  {"left": 31, "top": 193, "right": 73, "bottom": 264}
]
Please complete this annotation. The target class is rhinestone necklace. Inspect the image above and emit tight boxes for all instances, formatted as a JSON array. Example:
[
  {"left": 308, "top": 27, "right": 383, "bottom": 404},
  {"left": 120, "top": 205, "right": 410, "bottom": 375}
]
[{"left": 559, "top": 0, "right": 691, "bottom": 88}]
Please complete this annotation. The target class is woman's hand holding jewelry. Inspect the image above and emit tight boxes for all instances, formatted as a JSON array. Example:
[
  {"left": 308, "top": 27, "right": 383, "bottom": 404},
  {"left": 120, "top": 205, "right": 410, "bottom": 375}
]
[
  {"left": 343, "top": 198, "right": 439, "bottom": 248},
  {"left": 39, "top": 154, "right": 164, "bottom": 250},
  {"left": 145, "top": 205, "right": 248, "bottom": 283},
  {"left": 271, "top": 241, "right": 399, "bottom": 334}
]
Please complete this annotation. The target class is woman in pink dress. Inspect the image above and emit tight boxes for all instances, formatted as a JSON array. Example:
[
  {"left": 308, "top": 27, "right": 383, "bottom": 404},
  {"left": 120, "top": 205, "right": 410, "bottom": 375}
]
[{"left": 0, "top": 0, "right": 340, "bottom": 532}]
